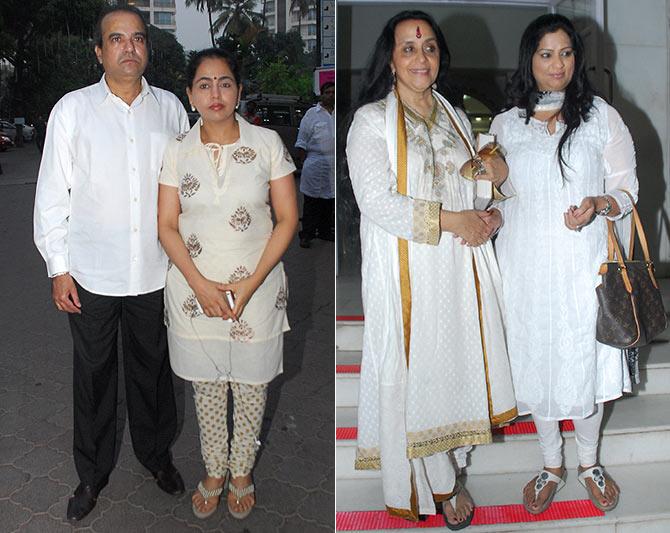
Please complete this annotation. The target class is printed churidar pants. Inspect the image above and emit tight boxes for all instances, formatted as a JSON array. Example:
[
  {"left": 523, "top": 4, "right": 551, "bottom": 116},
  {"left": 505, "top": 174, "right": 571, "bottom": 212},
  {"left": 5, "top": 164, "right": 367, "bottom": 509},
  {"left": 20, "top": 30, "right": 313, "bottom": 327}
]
[{"left": 192, "top": 381, "right": 268, "bottom": 478}]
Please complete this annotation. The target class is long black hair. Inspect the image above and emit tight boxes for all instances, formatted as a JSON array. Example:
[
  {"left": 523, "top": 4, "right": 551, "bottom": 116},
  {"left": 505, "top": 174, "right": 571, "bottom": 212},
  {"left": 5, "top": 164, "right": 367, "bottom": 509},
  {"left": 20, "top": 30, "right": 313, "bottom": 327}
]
[
  {"left": 354, "top": 10, "right": 451, "bottom": 112},
  {"left": 506, "top": 14, "right": 595, "bottom": 178}
]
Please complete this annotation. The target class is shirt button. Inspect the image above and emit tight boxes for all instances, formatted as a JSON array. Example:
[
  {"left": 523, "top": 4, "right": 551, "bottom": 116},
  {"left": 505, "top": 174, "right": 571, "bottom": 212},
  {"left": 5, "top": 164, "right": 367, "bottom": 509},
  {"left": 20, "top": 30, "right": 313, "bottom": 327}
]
[
  {"left": 130, "top": 138, "right": 134, "bottom": 143},
  {"left": 133, "top": 227, "right": 138, "bottom": 232},
  {"left": 132, "top": 257, "right": 138, "bottom": 262},
  {"left": 132, "top": 167, "right": 136, "bottom": 172},
  {"left": 133, "top": 197, "right": 138, "bottom": 202}
]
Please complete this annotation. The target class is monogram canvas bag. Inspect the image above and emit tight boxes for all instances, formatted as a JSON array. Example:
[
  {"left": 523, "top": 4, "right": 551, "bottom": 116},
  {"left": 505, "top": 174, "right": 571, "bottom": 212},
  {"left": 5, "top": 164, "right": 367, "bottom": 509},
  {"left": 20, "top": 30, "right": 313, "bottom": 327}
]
[{"left": 595, "top": 203, "right": 667, "bottom": 348}]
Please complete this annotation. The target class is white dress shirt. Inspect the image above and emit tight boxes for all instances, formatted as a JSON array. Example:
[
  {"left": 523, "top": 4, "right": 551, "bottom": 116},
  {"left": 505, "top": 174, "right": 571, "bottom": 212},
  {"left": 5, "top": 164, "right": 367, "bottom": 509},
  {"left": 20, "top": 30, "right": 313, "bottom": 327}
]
[
  {"left": 34, "top": 75, "right": 189, "bottom": 296},
  {"left": 295, "top": 103, "right": 334, "bottom": 198}
]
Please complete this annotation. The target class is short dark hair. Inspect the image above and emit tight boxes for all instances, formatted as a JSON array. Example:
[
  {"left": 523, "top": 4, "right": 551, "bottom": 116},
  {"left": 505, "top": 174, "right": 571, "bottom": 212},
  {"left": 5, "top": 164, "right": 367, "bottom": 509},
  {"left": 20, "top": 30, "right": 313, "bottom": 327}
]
[
  {"left": 95, "top": 6, "right": 149, "bottom": 49},
  {"left": 354, "top": 10, "right": 451, "bottom": 111},
  {"left": 506, "top": 13, "right": 595, "bottom": 179},
  {"left": 186, "top": 48, "right": 241, "bottom": 88},
  {"left": 320, "top": 81, "right": 335, "bottom": 94}
]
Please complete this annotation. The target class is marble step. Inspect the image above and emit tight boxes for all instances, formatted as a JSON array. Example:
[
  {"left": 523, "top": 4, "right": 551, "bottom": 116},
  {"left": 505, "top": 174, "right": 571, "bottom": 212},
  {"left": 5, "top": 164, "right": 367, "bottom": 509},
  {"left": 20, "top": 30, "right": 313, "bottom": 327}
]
[
  {"left": 336, "top": 393, "right": 670, "bottom": 478},
  {"left": 336, "top": 329, "right": 670, "bottom": 407}
]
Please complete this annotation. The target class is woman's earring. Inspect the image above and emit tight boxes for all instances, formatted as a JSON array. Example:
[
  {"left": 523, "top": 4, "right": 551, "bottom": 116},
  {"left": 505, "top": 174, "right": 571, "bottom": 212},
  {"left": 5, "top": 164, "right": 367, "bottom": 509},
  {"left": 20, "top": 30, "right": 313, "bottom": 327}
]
[
  {"left": 392, "top": 71, "right": 397, "bottom": 85},
  {"left": 431, "top": 82, "right": 437, "bottom": 90},
  {"left": 236, "top": 101, "right": 240, "bottom": 109},
  {"left": 190, "top": 104, "right": 195, "bottom": 112}
]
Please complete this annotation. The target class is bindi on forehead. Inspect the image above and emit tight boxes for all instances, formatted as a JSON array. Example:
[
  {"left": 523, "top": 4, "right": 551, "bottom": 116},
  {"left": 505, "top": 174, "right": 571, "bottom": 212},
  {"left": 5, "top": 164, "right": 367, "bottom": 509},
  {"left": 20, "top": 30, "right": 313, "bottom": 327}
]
[{"left": 416, "top": 26, "right": 422, "bottom": 39}]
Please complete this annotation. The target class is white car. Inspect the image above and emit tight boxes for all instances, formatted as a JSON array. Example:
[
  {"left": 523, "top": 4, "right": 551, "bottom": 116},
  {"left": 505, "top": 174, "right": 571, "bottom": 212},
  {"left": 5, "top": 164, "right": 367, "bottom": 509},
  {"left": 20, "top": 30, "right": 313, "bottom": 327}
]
[{"left": 0, "top": 120, "right": 34, "bottom": 141}]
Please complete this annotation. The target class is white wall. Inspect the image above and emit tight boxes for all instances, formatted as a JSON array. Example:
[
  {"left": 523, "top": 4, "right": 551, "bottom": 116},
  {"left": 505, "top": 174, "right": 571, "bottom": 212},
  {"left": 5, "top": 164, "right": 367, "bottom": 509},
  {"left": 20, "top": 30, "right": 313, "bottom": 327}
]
[{"left": 606, "top": 0, "right": 670, "bottom": 270}]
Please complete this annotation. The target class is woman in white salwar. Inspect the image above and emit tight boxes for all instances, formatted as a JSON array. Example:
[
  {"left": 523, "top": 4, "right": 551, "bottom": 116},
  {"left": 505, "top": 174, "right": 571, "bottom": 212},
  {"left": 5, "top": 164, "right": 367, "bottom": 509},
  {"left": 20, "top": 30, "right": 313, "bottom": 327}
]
[
  {"left": 345, "top": 11, "right": 517, "bottom": 529},
  {"left": 490, "top": 14, "right": 638, "bottom": 515},
  {"left": 158, "top": 49, "right": 298, "bottom": 520}
]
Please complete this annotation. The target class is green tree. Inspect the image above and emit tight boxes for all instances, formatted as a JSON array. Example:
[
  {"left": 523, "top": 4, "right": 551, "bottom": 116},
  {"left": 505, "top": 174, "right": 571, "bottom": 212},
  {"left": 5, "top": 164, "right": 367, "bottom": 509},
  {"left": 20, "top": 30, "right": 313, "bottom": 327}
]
[
  {"left": 289, "top": 0, "right": 310, "bottom": 35},
  {"left": 214, "top": 0, "right": 263, "bottom": 40},
  {"left": 254, "top": 59, "right": 313, "bottom": 99},
  {"left": 184, "top": 0, "right": 222, "bottom": 47},
  {"left": 0, "top": 0, "right": 107, "bottom": 118},
  {"left": 215, "top": 30, "right": 316, "bottom": 97},
  {"left": 145, "top": 26, "right": 188, "bottom": 105}
]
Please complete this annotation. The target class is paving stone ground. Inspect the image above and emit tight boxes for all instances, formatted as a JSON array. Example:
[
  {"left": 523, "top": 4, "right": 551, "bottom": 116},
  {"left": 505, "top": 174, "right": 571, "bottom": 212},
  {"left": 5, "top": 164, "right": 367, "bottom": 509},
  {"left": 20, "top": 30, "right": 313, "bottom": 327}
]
[{"left": 0, "top": 143, "right": 335, "bottom": 532}]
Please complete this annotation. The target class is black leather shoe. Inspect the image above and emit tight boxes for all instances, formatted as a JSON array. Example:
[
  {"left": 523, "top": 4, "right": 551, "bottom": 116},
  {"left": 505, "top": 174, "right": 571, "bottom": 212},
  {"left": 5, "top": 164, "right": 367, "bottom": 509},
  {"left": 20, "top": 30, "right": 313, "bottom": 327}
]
[
  {"left": 66, "top": 483, "right": 98, "bottom": 522},
  {"left": 152, "top": 463, "right": 185, "bottom": 495}
]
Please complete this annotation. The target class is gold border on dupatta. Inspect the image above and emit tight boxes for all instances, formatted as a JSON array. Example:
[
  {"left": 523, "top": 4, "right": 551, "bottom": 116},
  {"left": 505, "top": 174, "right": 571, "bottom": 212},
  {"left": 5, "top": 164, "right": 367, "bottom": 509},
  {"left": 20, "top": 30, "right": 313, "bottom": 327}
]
[
  {"left": 472, "top": 257, "right": 518, "bottom": 427},
  {"left": 386, "top": 467, "right": 420, "bottom": 522},
  {"left": 395, "top": 92, "right": 412, "bottom": 366}
]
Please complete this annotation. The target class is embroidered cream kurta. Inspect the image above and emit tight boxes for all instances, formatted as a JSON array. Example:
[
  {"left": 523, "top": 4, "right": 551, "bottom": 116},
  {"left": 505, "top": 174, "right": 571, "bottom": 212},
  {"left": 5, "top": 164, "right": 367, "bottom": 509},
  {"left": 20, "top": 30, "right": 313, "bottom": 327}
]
[
  {"left": 346, "top": 91, "right": 517, "bottom": 519},
  {"left": 159, "top": 117, "right": 296, "bottom": 384}
]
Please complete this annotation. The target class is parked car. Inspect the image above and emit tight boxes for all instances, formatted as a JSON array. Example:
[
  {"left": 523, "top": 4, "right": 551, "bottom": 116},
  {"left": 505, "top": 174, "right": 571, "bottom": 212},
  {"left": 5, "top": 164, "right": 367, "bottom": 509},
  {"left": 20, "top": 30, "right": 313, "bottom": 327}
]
[
  {"left": 21, "top": 123, "right": 35, "bottom": 141},
  {"left": 0, "top": 133, "right": 14, "bottom": 151},
  {"left": 240, "top": 94, "right": 314, "bottom": 169},
  {"left": 0, "top": 120, "right": 16, "bottom": 140},
  {"left": 0, "top": 119, "right": 35, "bottom": 141}
]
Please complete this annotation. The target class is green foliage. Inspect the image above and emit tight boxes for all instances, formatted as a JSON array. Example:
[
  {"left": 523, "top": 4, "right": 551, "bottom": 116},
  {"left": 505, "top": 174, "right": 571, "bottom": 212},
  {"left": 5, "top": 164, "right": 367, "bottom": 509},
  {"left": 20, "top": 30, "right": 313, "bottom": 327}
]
[
  {"left": 0, "top": 0, "right": 189, "bottom": 120},
  {"left": 21, "top": 34, "right": 100, "bottom": 120},
  {"left": 145, "top": 26, "right": 188, "bottom": 105},
  {"left": 215, "top": 30, "right": 316, "bottom": 98},
  {"left": 254, "top": 59, "right": 313, "bottom": 99}
]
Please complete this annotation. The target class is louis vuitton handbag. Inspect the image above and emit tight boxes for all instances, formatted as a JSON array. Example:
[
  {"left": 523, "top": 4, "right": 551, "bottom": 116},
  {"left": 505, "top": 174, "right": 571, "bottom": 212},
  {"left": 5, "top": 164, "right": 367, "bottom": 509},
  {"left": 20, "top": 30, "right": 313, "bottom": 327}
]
[{"left": 596, "top": 203, "right": 667, "bottom": 348}]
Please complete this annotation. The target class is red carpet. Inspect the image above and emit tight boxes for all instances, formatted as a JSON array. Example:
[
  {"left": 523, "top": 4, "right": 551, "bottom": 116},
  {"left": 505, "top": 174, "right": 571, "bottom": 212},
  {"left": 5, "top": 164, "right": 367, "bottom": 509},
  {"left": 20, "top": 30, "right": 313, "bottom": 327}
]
[
  {"left": 337, "top": 365, "right": 361, "bottom": 373},
  {"left": 337, "top": 421, "right": 575, "bottom": 441},
  {"left": 336, "top": 500, "right": 603, "bottom": 530}
]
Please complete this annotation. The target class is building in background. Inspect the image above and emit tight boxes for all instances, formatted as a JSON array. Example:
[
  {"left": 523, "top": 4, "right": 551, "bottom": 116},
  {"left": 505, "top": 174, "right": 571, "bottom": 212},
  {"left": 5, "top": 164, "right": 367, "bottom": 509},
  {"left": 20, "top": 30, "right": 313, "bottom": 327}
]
[
  {"left": 264, "top": 0, "right": 317, "bottom": 52},
  {"left": 113, "top": 0, "right": 178, "bottom": 35}
]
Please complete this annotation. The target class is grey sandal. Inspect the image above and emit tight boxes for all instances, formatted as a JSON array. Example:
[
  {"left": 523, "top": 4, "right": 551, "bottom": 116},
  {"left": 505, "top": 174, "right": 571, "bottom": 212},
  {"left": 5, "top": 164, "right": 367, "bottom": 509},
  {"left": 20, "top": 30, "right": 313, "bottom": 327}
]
[
  {"left": 192, "top": 480, "right": 224, "bottom": 519},
  {"left": 578, "top": 465, "right": 619, "bottom": 512},
  {"left": 227, "top": 479, "right": 255, "bottom": 520},
  {"left": 523, "top": 469, "right": 565, "bottom": 515}
]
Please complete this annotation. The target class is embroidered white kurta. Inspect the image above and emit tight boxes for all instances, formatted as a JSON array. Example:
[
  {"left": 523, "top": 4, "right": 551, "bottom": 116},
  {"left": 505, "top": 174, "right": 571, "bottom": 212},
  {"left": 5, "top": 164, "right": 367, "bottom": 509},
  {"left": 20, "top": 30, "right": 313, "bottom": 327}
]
[
  {"left": 347, "top": 91, "right": 517, "bottom": 517},
  {"left": 159, "top": 117, "right": 296, "bottom": 384},
  {"left": 490, "top": 97, "right": 638, "bottom": 420}
]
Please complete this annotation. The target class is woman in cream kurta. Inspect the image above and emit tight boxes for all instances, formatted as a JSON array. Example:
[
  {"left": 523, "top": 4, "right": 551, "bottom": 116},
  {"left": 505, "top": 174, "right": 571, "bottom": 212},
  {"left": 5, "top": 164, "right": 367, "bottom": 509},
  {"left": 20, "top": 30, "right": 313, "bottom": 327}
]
[
  {"left": 160, "top": 117, "right": 294, "bottom": 383},
  {"left": 345, "top": 13, "right": 517, "bottom": 524},
  {"left": 158, "top": 48, "right": 297, "bottom": 520}
]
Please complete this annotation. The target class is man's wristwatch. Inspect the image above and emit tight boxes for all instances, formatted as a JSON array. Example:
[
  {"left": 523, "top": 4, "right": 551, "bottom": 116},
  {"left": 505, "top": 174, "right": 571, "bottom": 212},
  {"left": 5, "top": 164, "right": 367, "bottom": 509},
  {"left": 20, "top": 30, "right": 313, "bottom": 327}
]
[{"left": 596, "top": 196, "right": 612, "bottom": 217}]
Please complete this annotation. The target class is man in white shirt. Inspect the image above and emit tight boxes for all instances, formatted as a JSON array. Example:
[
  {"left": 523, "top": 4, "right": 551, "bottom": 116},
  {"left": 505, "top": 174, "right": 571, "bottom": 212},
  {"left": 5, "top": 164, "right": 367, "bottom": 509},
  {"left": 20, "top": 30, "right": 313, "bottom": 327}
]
[
  {"left": 33, "top": 6, "right": 189, "bottom": 522},
  {"left": 295, "top": 82, "right": 335, "bottom": 248}
]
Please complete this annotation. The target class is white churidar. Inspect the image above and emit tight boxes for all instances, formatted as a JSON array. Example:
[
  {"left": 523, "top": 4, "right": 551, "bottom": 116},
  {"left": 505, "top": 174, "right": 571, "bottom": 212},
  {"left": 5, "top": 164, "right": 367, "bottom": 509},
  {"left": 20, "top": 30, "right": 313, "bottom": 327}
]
[{"left": 490, "top": 97, "right": 638, "bottom": 421}]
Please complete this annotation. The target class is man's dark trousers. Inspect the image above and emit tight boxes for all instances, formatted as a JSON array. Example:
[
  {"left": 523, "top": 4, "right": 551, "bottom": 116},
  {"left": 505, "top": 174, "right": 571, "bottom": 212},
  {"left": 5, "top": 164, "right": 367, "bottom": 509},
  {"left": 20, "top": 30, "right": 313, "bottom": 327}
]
[
  {"left": 301, "top": 194, "right": 335, "bottom": 240},
  {"left": 68, "top": 281, "right": 177, "bottom": 492}
]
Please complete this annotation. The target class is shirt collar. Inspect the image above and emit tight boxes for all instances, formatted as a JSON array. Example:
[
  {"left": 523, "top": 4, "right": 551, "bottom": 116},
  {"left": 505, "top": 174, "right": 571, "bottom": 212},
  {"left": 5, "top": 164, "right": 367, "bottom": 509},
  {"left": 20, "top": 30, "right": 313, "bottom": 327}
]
[{"left": 95, "top": 74, "right": 157, "bottom": 106}]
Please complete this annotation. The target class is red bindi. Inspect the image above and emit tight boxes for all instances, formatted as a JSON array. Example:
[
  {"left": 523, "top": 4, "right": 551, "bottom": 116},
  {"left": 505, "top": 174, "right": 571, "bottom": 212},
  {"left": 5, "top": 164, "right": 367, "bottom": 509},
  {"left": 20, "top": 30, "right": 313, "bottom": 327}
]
[{"left": 416, "top": 26, "right": 422, "bottom": 39}]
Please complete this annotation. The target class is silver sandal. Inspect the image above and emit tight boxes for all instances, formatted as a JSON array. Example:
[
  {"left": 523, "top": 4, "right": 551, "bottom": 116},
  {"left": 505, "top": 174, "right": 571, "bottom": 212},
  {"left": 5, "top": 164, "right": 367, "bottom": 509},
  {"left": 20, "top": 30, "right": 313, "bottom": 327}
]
[
  {"left": 227, "top": 479, "right": 255, "bottom": 520},
  {"left": 192, "top": 480, "right": 224, "bottom": 519},
  {"left": 523, "top": 469, "right": 565, "bottom": 515},
  {"left": 578, "top": 465, "right": 619, "bottom": 512}
]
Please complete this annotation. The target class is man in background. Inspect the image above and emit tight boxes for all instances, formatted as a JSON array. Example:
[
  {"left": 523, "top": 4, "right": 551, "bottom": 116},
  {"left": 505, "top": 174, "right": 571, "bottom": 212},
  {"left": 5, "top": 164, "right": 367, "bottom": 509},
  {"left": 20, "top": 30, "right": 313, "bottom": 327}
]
[{"left": 295, "top": 81, "right": 335, "bottom": 248}]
